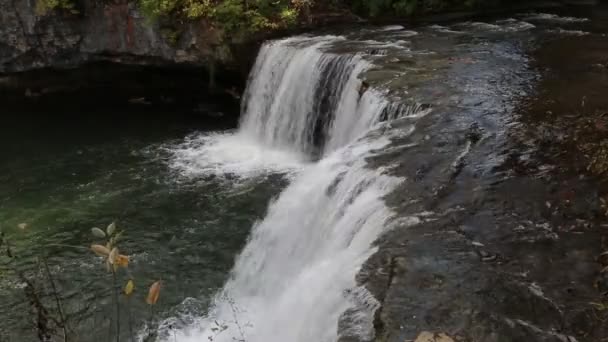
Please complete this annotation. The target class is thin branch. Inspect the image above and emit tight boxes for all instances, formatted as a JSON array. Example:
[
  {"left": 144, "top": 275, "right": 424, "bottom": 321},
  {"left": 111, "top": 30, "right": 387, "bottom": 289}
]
[
  {"left": 2, "top": 230, "right": 55, "bottom": 341},
  {"left": 126, "top": 296, "right": 135, "bottom": 342},
  {"left": 227, "top": 298, "right": 246, "bottom": 342},
  {"left": 43, "top": 258, "right": 68, "bottom": 342},
  {"left": 111, "top": 269, "right": 120, "bottom": 342}
]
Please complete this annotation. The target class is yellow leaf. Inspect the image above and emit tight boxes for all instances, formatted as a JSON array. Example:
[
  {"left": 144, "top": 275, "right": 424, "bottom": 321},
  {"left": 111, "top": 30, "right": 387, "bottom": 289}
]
[
  {"left": 17, "top": 223, "right": 28, "bottom": 230},
  {"left": 108, "top": 247, "right": 119, "bottom": 265},
  {"left": 124, "top": 280, "right": 134, "bottom": 296},
  {"left": 91, "top": 244, "right": 110, "bottom": 257},
  {"left": 116, "top": 254, "right": 129, "bottom": 268},
  {"left": 146, "top": 280, "right": 161, "bottom": 305}
]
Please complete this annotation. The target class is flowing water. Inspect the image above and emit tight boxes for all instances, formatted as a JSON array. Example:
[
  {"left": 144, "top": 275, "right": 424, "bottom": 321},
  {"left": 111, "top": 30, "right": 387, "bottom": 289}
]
[
  {"left": 1, "top": 8, "right": 605, "bottom": 342},
  {"left": 164, "top": 21, "right": 525, "bottom": 339},
  {"left": 165, "top": 36, "right": 419, "bottom": 342}
]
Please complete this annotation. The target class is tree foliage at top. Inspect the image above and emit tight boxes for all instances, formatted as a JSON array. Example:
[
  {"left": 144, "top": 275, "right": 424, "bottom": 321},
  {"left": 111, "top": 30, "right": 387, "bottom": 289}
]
[
  {"left": 137, "top": 0, "right": 499, "bottom": 37},
  {"left": 139, "top": 0, "right": 306, "bottom": 35}
]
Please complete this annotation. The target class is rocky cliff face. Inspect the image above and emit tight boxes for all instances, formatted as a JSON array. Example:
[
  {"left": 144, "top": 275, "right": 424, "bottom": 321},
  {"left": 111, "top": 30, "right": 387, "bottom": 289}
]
[
  {"left": 0, "top": 0, "right": 227, "bottom": 74},
  {"left": 0, "top": 0, "right": 252, "bottom": 113},
  {"left": 2, "top": 0, "right": 596, "bottom": 76}
]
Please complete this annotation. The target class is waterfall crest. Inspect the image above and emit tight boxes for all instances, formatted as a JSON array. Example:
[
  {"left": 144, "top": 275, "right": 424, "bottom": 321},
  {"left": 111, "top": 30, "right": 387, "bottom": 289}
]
[{"left": 239, "top": 36, "right": 391, "bottom": 157}]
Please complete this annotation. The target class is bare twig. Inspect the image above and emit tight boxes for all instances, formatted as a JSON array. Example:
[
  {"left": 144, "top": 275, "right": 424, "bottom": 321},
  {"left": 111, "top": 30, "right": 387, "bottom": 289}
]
[
  {"left": 227, "top": 298, "right": 246, "bottom": 342},
  {"left": 111, "top": 269, "right": 120, "bottom": 342},
  {"left": 2, "top": 230, "right": 55, "bottom": 341},
  {"left": 126, "top": 295, "right": 135, "bottom": 342},
  {"left": 42, "top": 258, "right": 68, "bottom": 342}
]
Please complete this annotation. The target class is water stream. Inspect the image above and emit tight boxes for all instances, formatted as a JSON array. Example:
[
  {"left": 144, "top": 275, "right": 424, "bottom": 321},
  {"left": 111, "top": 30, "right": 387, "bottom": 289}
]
[{"left": 166, "top": 35, "right": 421, "bottom": 342}]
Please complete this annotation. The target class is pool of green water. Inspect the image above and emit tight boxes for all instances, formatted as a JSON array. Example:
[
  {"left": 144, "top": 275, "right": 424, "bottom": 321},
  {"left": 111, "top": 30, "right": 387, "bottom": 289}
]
[{"left": 0, "top": 107, "right": 286, "bottom": 341}]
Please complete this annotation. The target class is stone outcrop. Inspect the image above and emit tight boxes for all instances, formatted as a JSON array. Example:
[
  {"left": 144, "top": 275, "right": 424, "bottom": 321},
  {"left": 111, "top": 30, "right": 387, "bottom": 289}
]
[{"left": 0, "top": 0, "right": 227, "bottom": 74}]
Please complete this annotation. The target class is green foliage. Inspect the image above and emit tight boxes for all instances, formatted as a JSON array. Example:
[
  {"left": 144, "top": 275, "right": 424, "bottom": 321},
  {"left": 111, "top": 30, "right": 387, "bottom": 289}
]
[
  {"left": 184, "top": 0, "right": 213, "bottom": 18},
  {"left": 279, "top": 7, "right": 299, "bottom": 26},
  {"left": 35, "top": 0, "right": 77, "bottom": 15},
  {"left": 135, "top": 0, "right": 500, "bottom": 40},
  {"left": 393, "top": 0, "right": 418, "bottom": 16},
  {"left": 138, "top": 0, "right": 304, "bottom": 38},
  {"left": 161, "top": 28, "right": 180, "bottom": 46},
  {"left": 139, "top": 0, "right": 179, "bottom": 18},
  {"left": 212, "top": 0, "right": 249, "bottom": 33}
]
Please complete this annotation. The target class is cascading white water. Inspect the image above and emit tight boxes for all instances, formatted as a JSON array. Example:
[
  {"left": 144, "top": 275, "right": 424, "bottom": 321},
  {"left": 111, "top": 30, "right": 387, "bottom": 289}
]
[
  {"left": 166, "top": 35, "right": 424, "bottom": 342},
  {"left": 169, "top": 36, "right": 399, "bottom": 180},
  {"left": 172, "top": 134, "right": 405, "bottom": 342},
  {"left": 239, "top": 35, "right": 384, "bottom": 157}
]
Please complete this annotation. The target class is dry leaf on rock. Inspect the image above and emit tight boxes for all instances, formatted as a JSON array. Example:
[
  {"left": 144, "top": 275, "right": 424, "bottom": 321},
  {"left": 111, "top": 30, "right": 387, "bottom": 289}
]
[{"left": 414, "top": 332, "right": 455, "bottom": 342}]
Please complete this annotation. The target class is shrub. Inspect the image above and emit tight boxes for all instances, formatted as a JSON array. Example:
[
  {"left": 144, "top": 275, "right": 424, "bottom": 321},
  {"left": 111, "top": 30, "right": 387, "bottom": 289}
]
[
  {"left": 138, "top": 0, "right": 306, "bottom": 39},
  {"left": 35, "top": 0, "right": 78, "bottom": 15}
]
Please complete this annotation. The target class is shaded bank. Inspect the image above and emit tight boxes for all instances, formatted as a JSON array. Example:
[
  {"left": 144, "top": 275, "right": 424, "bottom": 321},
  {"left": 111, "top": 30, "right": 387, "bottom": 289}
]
[{"left": 1, "top": 63, "right": 242, "bottom": 124}]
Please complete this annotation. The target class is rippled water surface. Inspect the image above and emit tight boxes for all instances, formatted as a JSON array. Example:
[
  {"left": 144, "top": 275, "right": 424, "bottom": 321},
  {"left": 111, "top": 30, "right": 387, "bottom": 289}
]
[{"left": 0, "top": 111, "right": 289, "bottom": 341}]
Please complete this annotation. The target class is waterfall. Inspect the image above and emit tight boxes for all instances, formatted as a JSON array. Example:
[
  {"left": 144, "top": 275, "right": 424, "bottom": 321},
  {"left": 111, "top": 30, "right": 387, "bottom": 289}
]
[
  {"left": 171, "top": 133, "right": 409, "bottom": 342},
  {"left": 166, "top": 35, "right": 424, "bottom": 342},
  {"left": 168, "top": 36, "right": 408, "bottom": 178},
  {"left": 238, "top": 36, "right": 389, "bottom": 157}
]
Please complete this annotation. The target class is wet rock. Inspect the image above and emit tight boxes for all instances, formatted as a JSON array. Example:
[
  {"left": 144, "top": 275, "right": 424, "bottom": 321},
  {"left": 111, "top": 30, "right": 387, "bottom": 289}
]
[
  {"left": 594, "top": 269, "right": 608, "bottom": 295},
  {"left": 598, "top": 251, "right": 608, "bottom": 267},
  {"left": 366, "top": 49, "right": 387, "bottom": 56},
  {"left": 465, "top": 122, "right": 484, "bottom": 145},
  {"left": 0, "top": 0, "right": 258, "bottom": 86}
]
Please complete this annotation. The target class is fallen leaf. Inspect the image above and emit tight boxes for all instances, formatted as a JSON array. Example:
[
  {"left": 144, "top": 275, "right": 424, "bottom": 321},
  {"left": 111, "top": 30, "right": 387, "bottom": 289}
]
[
  {"left": 146, "top": 280, "right": 161, "bottom": 305},
  {"left": 17, "top": 223, "right": 27, "bottom": 230},
  {"left": 414, "top": 332, "right": 455, "bottom": 342}
]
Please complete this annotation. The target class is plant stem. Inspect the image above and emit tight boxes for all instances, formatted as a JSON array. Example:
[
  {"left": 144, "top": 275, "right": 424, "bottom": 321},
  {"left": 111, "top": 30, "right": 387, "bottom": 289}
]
[
  {"left": 43, "top": 258, "right": 68, "bottom": 342},
  {"left": 111, "top": 269, "right": 120, "bottom": 342},
  {"left": 127, "top": 296, "right": 134, "bottom": 342},
  {"left": 228, "top": 299, "right": 246, "bottom": 342},
  {"left": 150, "top": 305, "right": 154, "bottom": 331}
]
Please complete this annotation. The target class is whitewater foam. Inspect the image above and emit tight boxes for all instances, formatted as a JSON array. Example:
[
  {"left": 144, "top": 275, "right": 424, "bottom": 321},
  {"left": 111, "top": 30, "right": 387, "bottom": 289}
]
[
  {"left": 167, "top": 35, "right": 412, "bottom": 179},
  {"left": 166, "top": 131, "right": 409, "bottom": 342},
  {"left": 523, "top": 13, "right": 589, "bottom": 23},
  {"left": 167, "top": 132, "right": 307, "bottom": 179}
]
